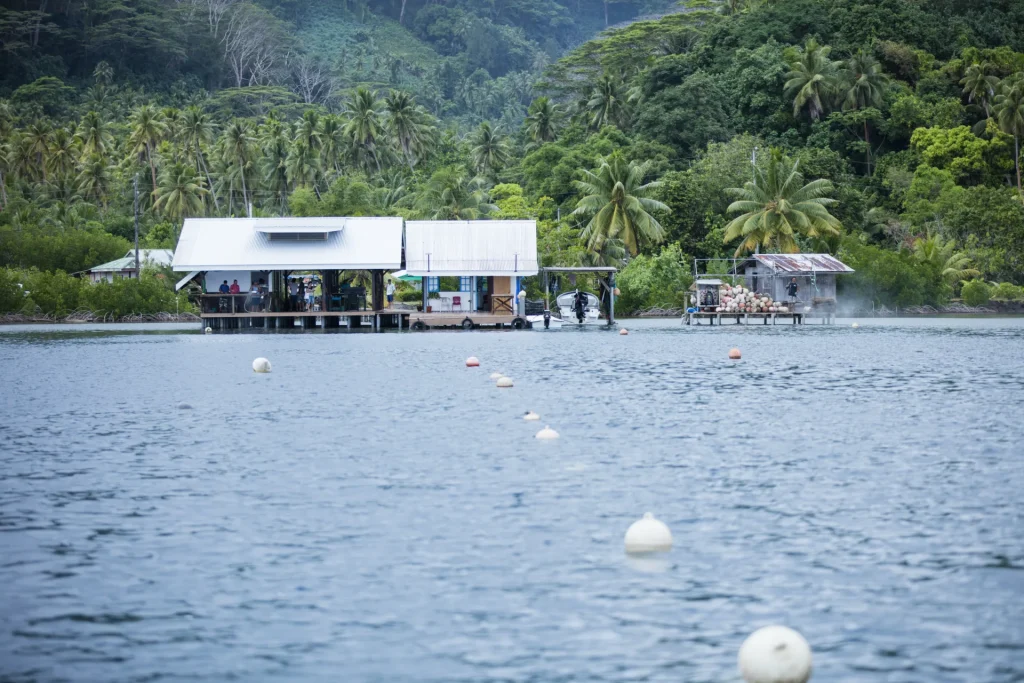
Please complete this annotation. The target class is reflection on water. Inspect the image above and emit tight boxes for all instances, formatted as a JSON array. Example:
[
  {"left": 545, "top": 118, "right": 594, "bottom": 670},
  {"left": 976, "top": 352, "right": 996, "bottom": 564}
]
[{"left": 1, "top": 318, "right": 1023, "bottom": 682}]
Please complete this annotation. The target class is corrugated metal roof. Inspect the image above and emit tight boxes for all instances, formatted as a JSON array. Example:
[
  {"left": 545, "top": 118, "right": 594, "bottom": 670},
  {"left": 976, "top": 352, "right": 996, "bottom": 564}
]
[
  {"left": 89, "top": 249, "right": 174, "bottom": 272},
  {"left": 405, "top": 220, "right": 539, "bottom": 276},
  {"left": 751, "top": 254, "right": 854, "bottom": 273},
  {"left": 171, "top": 217, "right": 402, "bottom": 271}
]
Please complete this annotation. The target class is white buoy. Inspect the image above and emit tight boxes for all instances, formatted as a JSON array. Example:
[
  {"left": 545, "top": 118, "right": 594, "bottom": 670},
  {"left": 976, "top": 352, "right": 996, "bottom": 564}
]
[
  {"left": 739, "top": 626, "right": 813, "bottom": 683},
  {"left": 619, "top": 328, "right": 629, "bottom": 335},
  {"left": 624, "top": 512, "right": 672, "bottom": 554},
  {"left": 535, "top": 425, "right": 559, "bottom": 440},
  {"left": 523, "top": 411, "right": 541, "bottom": 421},
  {"left": 851, "top": 323, "right": 860, "bottom": 329},
  {"left": 252, "top": 357, "right": 272, "bottom": 373},
  {"left": 466, "top": 356, "right": 480, "bottom": 367},
  {"left": 496, "top": 376, "right": 513, "bottom": 388},
  {"left": 490, "top": 372, "right": 504, "bottom": 380},
  {"left": 204, "top": 327, "right": 212, "bottom": 334}
]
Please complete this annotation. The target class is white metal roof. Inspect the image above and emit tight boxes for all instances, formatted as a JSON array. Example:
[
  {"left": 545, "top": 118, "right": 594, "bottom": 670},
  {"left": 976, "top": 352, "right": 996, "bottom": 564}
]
[
  {"left": 172, "top": 217, "right": 403, "bottom": 271},
  {"left": 89, "top": 249, "right": 174, "bottom": 273},
  {"left": 404, "top": 220, "right": 539, "bottom": 277}
]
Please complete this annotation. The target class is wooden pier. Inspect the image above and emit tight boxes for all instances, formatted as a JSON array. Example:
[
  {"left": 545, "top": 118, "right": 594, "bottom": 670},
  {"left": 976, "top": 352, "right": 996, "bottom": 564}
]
[
  {"left": 201, "top": 310, "right": 533, "bottom": 332},
  {"left": 684, "top": 311, "right": 807, "bottom": 325}
]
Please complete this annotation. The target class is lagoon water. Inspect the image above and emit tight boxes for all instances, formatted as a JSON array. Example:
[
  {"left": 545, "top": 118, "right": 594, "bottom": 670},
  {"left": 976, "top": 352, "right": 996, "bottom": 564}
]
[{"left": 1, "top": 318, "right": 1023, "bottom": 682}]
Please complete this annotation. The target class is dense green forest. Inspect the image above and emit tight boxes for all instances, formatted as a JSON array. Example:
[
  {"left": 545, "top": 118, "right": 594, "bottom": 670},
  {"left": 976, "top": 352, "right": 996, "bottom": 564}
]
[{"left": 1, "top": 0, "right": 1023, "bottom": 317}]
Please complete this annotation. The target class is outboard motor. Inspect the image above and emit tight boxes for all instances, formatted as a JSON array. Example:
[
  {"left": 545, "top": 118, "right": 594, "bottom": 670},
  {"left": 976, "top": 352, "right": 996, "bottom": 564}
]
[{"left": 543, "top": 310, "right": 551, "bottom": 329}]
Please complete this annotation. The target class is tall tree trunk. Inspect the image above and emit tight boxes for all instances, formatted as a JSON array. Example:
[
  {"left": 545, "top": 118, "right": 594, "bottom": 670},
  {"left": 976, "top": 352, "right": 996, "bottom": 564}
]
[
  {"left": 399, "top": 0, "right": 407, "bottom": 24},
  {"left": 604, "top": 0, "right": 609, "bottom": 26},
  {"left": 0, "top": 170, "right": 7, "bottom": 209},
  {"left": 864, "top": 120, "right": 872, "bottom": 176},
  {"left": 146, "top": 142, "right": 157, "bottom": 190},
  {"left": 197, "top": 149, "right": 220, "bottom": 212},
  {"left": 239, "top": 162, "right": 249, "bottom": 215},
  {"left": 1015, "top": 134, "right": 1022, "bottom": 197}
]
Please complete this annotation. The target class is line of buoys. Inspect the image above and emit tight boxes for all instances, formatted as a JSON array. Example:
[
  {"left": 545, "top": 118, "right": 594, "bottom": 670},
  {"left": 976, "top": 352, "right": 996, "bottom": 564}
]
[
  {"left": 624, "top": 512, "right": 673, "bottom": 554},
  {"left": 490, "top": 372, "right": 504, "bottom": 380},
  {"left": 523, "top": 411, "right": 540, "bottom": 421},
  {"left": 204, "top": 327, "right": 212, "bottom": 334},
  {"left": 739, "top": 625, "right": 812, "bottom": 683},
  {"left": 729, "top": 348, "right": 742, "bottom": 360},
  {"left": 466, "top": 356, "right": 480, "bottom": 367},
  {"left": 496, "top": 376, "right": 514, "bottom": 388},
  {"left": 252, "top": 357, "right": 272, "bottom": 373},
  {"left": 619, "top": 328, "right": 629, "bottom": 335},
  {"left": 535, "top": 425, "right": 559, "bottom": 439}
]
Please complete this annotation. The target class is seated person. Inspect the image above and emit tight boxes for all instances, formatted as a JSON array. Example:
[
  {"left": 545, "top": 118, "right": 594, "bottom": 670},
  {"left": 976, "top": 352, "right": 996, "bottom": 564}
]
[
  {"left": 218, "top": 280, "right": 230, "bottom": 293},
  {"left": 229, "top": 279, "right": 241, "bottom": 293}
]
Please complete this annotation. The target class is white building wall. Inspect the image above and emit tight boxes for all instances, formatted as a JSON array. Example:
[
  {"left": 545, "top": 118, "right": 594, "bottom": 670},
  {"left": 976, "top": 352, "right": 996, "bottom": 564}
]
[{"left": 205, "top": 271, "right": 252, "bottom": 293}]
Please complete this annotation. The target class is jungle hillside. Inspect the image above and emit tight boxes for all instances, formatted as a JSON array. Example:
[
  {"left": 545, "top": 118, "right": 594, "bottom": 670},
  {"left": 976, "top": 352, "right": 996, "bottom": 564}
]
[{"left": 1, "top": 0, "right": 1023, "bottom": 318}]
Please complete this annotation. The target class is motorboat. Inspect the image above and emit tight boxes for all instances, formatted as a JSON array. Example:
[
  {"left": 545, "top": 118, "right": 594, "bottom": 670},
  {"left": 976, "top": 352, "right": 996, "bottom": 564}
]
[
  {"left": 556, "top": 291, "right": 602, "bottom": 325},
  {"left": 527, "top": 311, "right": 564, "bottom": 329}
]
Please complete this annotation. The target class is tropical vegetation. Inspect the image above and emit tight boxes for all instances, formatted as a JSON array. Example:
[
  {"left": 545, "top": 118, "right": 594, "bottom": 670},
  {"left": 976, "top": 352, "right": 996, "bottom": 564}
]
[{"left": 1, "top": 0, "right": 1023, "bottom": 317}]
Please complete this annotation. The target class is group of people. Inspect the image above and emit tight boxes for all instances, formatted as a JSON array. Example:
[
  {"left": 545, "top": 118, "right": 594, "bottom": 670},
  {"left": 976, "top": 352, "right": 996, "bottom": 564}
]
[{"left": 289, "top": 278, "right": 321, "bottom": 311}]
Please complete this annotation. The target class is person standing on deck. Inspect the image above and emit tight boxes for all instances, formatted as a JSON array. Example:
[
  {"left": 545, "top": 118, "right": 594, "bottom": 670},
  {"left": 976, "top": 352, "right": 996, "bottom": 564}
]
[
  {"left": 386, "top": 280, "right": 396, "bottom": 308},
  {"left": 219, "top": 280, "right": 230, "bottom": 293},
  {"left": 787, "top": 277, "right": 799, "bottom": 304},
  {"left": 229, "top": 279, "right": 240, "bottom": 294},
  {"left": 289, "top": 278, "right": 300, "bottom": 311}
]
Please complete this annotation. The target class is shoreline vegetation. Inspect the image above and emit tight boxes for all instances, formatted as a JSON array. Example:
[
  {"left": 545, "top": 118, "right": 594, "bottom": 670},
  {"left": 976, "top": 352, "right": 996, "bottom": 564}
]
[{"left": 1, "top": 0, "right": 1022, "bottom": 320}]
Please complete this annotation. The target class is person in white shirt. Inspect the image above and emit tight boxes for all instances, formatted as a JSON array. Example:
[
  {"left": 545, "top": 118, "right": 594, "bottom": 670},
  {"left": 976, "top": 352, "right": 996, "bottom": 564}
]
[{"left": 386, "top": 280, "right": 396, "bottom": 308}]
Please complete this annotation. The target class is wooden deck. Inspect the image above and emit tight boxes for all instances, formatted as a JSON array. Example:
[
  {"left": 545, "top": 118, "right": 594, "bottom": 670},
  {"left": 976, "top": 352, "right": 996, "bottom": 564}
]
[
  {"left": 407, "top": 312, "right": 527, "bottom": 330},
  {"left": 684, "top": 311, "right": 806, "bottom": 325},
  {"left": 200, "top": 310, "right": 394, "bottom": 319}
]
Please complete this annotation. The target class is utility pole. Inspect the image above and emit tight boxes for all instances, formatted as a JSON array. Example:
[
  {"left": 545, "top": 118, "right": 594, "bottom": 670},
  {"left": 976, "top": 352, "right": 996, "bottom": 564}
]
[{"left": 133, "top": 174, "right": 141, "bottom": 279}]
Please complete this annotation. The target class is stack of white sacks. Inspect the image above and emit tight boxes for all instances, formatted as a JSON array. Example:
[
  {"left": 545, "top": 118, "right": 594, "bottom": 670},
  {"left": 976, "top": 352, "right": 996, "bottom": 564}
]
[{"left": 717, "top": 284, "right": 790, "bottom": 314}]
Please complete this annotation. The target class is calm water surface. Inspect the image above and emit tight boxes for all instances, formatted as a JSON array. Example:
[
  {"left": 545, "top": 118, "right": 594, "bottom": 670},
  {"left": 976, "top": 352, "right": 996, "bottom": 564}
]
[{"left": 1, "top": 318, "right": 1022, "bottom": 682}]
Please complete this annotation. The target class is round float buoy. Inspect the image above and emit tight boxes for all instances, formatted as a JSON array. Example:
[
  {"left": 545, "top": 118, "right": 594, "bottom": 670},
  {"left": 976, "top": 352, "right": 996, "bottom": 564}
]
[
  {"left": 252, "top": 357, "right": 272, "bottom": 373},
  {"left": 204, "top": 327, "right": 212, "bottom": 334},
  {"left": 496, "top": 376, "right": 513, "bottom": 388},
  {"left": 490, "top": 372, "right": 504, "bottom": 380},
  {"left": 466, "top": 356, "right": 480, "bottom": 367},
  {"left": 535, "top": 425, "right": 559, "bottom": 440},
  {"left": 729, "top": 348, "right": 742, "bottom": 360},
  {"left": 624, "top": 512, "right": 672, "bottom": 554},
  {"left": 619, "top": 328, "right": 629, "bottom": 335},
  {"left": 851, "top": 323, "right": 860, "bottom": 329},
  {"left": 614, "top": 287, "right": 621, "bottom": 296},
  {"left": 738, "top": 626, "right": 812, "bottom": 683},
  {"left": 523, "top": 411, "right": 540, "bottom": 421}
]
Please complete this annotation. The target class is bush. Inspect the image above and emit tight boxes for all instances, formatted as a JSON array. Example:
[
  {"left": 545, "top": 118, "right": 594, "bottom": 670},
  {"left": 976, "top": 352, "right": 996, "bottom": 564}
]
[
  {"left": 398, "top": 289, "right": 423, "bottom": 303},
  {"left": 960, "top": 280, "right": 992, "bottom": 307},
  {"left": 616, "top": 244, "right": 693, "bottom": 314},
  {"left": 0, "top": 268, "right": 192, "bottom": 318},
  {"left": 990, "top": 282, "right": 1024, "bottom": 301},
  {"left": 838, "top": 237, "right": 947, "bottom": 307}
]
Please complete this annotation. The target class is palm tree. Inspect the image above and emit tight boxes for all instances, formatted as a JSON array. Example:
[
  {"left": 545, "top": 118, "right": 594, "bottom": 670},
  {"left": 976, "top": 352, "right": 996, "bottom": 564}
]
[
  {"left": 261, "top": 127, "right": 290, "bottom": 212},
  {"left": 993, "top": 73, "right": 1024, "bottom": 196},
  {"left": 723, "top": 153, "right": 842, "bottom": 255},
  {"left": 76, "top": 154, "right": 113, "bottom": 207},
  {"left": 960, "top": 63, "right": 999, "bottom": 119},
  {"left": 152, "top": 162, "right": 208, "bottom": 240},
  {"left": 296, "top": 109, "right": 322, "bottom": 153},
  {"left": 221, "top": 120, "right": 255, "bottom": 212},
  {"left": 127, "top": 104, "right": 167, "bottom": 189},
  {"left": 93, "top": 61, "right": 114, "bottom": 86},
  {"left": 319, "top": 114, "right": 346, "bottom": 174},
  {"left": 286, "top": 139, "right": 320, "bottom": 192},
  {"left": 384, "top": 90, "right": 433, "bottom": 170},
  {"left": 415, "top": 166, "right": 496, "bottom": 219},
  {"left": 587, "top": 73, "right": 629, "bottom": 130},
  {"left": 842, "top": 51, "right": 888, "bottom": 174},
  {"left": 912, "top": 232, "right": 980, "bottom": 287},
  {"left": 573, "top": 153, "right": 668, "bottom": 256},
  {"left": 344, "top": 87, "right": 384, "bottom": 173},
  {"left": 469, "top": 121, "right": 510, "bottom": 176},
  {"left": 181, "top": 106, "right": 219, "bottom": 211},
  {"left": 23, "top": 120, "right": 52, "bottom": 182},
  {"left": 46, "top": 127, "right": 76, "bottom": 184},
  {"left": 784, "top": 39, "right": 840, "bottom": 121},
  {"left": 524, "top": 96, "right": 561, "bottom": 146},
  {"left": 75, "top": 111, "right": 113, "bottom": 161}
]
